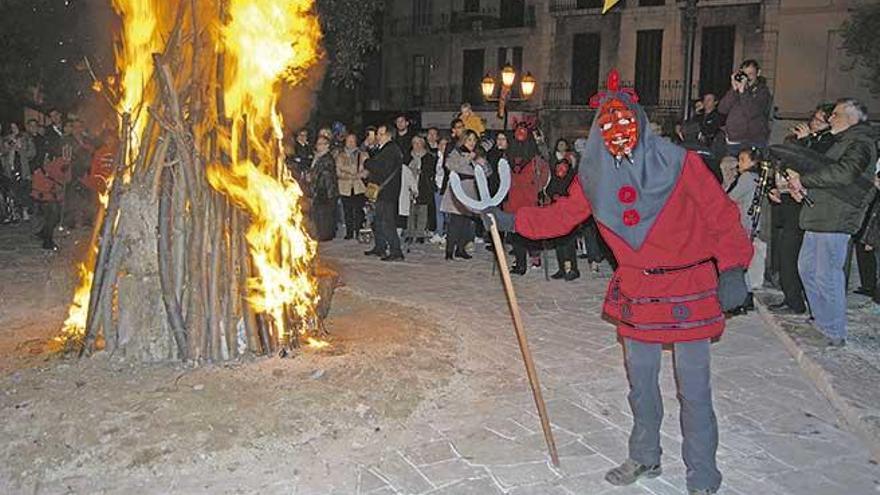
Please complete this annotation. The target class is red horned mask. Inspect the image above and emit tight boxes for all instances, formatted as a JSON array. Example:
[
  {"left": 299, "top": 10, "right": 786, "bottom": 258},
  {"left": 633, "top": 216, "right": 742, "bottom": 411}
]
[
  {"left": 589, "top": 69, "right": 641, "bottom": 164},
  {"left": 597, "top": 98, "right": 638, "bottom": 162}
]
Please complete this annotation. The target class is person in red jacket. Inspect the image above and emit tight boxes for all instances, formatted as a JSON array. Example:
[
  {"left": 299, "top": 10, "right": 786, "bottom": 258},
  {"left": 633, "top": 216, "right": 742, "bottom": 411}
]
[
  {"left": 504, "top": 122, "right": 549, "bottom": 274},
  {"left": 489, "top": 71, "right": 751, "bottom": 495}
]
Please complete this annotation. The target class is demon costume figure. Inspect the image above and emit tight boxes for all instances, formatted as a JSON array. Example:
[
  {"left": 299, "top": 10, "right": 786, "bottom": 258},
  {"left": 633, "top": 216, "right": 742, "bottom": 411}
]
[
  {"left": 503, "top": 121, "right": 550, "bottom": 274},
  {"left": 542, "top": 155, "right": 580, "bottom": 280},
  {"left": 490, "top": 71, "right": 751, "bottom": 495}
]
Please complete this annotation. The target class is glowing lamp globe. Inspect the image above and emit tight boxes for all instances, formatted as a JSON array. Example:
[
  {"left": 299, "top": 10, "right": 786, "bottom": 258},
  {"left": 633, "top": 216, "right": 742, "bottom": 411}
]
[
  {"left": 521, "top": 72, "right": 537, "bottom": 98},
  {"left": 501, "top": 64, "right": 516, "bottom": 88},
  {"left": 481, "top": 74, "right": 496, "bottom": 99}
]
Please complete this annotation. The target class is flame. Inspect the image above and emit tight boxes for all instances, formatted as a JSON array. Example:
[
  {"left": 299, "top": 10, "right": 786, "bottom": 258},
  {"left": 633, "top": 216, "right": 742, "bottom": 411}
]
[
  {"left": 54, "top": 263, "right": 95, "bottom": 349},
  {"left": 207, "top": 0, "right": 323, "bottom": 345},
  {"left": 306, "top": 337, "right": 329, "bottom": 350}
]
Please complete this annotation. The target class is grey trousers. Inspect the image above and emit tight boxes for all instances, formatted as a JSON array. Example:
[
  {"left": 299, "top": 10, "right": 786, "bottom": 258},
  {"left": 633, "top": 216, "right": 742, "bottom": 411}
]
[{"left": 624, "top": 338, "right": 721, "bottom": 492}]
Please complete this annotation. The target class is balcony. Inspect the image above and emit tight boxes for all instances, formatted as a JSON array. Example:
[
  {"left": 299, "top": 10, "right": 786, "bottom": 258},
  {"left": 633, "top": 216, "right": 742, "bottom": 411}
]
[
  {"left": 543, "top": 79, "right": 695, "bottom": 116},
  {"left": 383, "top": 85, "right": 463, "bottom": 110},
  {"left": 549, "top": 0, "right": 613, "bottom": 13},
  {"left": 386, "top": 8, "right": 537, "bottom": 38}
]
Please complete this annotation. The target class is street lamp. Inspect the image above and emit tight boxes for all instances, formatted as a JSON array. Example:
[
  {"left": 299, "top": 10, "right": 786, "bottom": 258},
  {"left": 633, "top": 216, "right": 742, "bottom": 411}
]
[
  {"left": 481, "top": 66, "right": 536, "bottom": 130},
  {"left": 681, "top": 0, "right": 698, "bottom": 120}
]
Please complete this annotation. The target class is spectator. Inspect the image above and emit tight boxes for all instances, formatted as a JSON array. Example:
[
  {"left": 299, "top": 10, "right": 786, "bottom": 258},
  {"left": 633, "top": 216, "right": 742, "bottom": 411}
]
[
  {"left": 726, "top": 148, "right": 766, "bottom": 310},
  {"left": 426, "top": 127, "right": 440, "bottom": 156},
  {"left": 459, "top": 102, "right": 485, "bottom": 136},
  {"left": 318, "top": 126, "right": 333, "bottom": 143},
  {"left": 486, "top": 132, "right": 509, "bottom": 196},
  {"left": 407, "top": 136, "right": 435, "bottom": 243},
  {"left": 767, "top": 104, "right": 833, "bottom": 314},
  {"left": 858, "top": 169, "right": 880, "bottom": 314},
  {"left": 26, "top": 119, "right": 46, "bottom": 171},
  {"left": 46, "top": 109, "right": 65, "bottom": 152},
  {"left": 397, "top": 140, "right": 419, "bottom": 241},
  {"left": 393, "top": 115, "right": 413, "bottom": 157},
  {"left": 440, "top": 129, "right": 488, "bottom": 261},
  {"left": 363, "top": 123, "right": 405, "bottom": 262},
  {"left": 30, "top": 141, "right": 70, "bottom": 250},
  {"left": 362, "top": 125, "right": 379, "bottom": 158},
  {"left": 698, "top": 93, "right": 723, "bottom": 147},
  {"left": 336, "top": 133, "right": 367, "bottom": 240},
  {"left": 786, "top": 98, "right": 879, "bottom": 347},
  {"left": 308, "top": 136, "right": 338, "bottom": 242},
  {"left": 718, "top": 59, "right": 773, "bottom": 155},
  {"left": 291, "top": 128, "right": 313, "bottom": 174},
  {"left": 63, "top": 119, "right": 96, "bottom": 229},
  {"left": 430, "top": 135, "right": 450, "bottom": 244}
]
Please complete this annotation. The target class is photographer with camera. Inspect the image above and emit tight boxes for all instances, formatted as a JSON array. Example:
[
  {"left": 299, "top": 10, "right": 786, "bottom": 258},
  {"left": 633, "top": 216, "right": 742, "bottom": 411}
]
[{"left": 718, "top": 60, "right": 773, "bottom": 156}]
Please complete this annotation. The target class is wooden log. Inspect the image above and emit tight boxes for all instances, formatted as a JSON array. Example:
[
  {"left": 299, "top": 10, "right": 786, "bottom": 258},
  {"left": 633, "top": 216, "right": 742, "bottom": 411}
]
[
  {"left": 222, "top": 199, "right": 237, "bottom": 359},
  {"left": 158, "top": 165, "right": 188, "bottom": 359},
  {"left": 82, "top": 113, "right": 131, "bottom": 355},
  {"left": 208, "top": 192, "right": 223, "bottom": 362}
]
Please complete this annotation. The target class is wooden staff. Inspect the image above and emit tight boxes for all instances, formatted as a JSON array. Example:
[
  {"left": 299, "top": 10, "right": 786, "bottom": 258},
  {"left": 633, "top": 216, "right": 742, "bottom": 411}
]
[{"left": 486, "top": 213, "right": 559, "bottom": 467}]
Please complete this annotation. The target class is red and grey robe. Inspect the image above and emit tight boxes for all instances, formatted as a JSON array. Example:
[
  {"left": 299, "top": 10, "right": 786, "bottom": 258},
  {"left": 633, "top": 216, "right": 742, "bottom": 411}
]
[{"left": 513, "top": 95, "right": 752, "bottom": 344}]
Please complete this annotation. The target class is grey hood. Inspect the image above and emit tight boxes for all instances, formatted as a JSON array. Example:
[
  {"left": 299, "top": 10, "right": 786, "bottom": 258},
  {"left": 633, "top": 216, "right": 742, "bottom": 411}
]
[{"left": 579, "top": 93, "right": 686, "bottom": 251}]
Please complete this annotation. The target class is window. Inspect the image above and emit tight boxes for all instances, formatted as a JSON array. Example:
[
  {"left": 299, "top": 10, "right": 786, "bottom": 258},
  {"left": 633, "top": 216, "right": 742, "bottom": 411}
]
[
  {"left": 639, "top": 0, "right": 664, "bottom": 6},
  {"left": 462, "top": 49, "right": 486, "bottom": 105},
  {"left": 500, "top": 0, "right": 525, "bottom": 28},
  {"left": 577, "top": 0, "right": 604, "bottom": 7},
  {"left": 571, "top": 33, "right": 601, "bottom": 105},
  {"left": 635, "top": 29, "right": 663, "bottom": 105},
  {"left": 412, "top": 55, "right": 427, "bottom": 105},
  {"left": 699, "top": 26, "right": 736, "bottom": 99},
  {"left": 413, "top": 0, "right": 432, "bottom": 28},
  {"left": 464, "top": 0, "right": 480, "bottom": 13}
]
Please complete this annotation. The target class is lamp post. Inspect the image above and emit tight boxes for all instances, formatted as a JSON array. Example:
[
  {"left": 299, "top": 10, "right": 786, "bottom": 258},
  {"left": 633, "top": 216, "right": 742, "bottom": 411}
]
[
  {"left": 481, "top": 64, "right": 537, "bottom": 131},
  {"left": 681, "top": 0, "right": 699, "bottom": 120}
]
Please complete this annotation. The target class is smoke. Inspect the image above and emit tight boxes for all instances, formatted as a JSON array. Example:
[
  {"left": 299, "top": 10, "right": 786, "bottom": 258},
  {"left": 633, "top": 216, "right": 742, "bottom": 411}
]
[{"left": 277, "top": 51, "right": 328, "bottom": 134}]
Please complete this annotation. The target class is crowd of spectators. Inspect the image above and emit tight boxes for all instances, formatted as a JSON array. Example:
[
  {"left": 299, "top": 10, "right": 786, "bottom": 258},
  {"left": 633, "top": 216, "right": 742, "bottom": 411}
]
[
  {"left": 290, "top": 102, "right": 614, "bottom": 281},
  {"left": 1, "top": 109, "right": 113, "bottom": 250},
  {"left": 668, "top": 59, "right": 880, "bottom": 347}
]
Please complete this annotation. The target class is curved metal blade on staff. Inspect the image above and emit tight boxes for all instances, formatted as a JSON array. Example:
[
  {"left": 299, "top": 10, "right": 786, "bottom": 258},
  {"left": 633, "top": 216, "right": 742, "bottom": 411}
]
[{"left": 450, "top": 160, "right": 560, "bottom": 467}]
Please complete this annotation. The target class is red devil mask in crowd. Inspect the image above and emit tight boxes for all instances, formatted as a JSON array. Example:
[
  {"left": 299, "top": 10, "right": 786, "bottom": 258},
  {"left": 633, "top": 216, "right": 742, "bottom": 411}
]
[
  {"left": 555, "top": 158, "right": 571, "bottom": 179},
  {"left": 589, "top": 70, "right": 640, "bottom": 165},
  {"left": 514, "top": 125, "right": 530, "bottom": 142}
]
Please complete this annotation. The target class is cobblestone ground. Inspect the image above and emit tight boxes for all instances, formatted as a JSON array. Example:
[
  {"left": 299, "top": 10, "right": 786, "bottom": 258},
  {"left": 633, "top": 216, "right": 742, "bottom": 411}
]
[{"left": 320, "top": 239, "right": 880, "bottom": 495}]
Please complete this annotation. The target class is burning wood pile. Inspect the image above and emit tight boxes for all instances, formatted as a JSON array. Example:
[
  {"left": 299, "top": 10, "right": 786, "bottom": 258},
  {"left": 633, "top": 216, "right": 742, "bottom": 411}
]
[{"left": 53, "top": 0, "right": 330, "bottom": 362}]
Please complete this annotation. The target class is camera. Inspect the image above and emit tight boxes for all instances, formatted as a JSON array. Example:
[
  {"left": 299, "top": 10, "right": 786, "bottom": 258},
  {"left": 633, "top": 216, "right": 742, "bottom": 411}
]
[{"left": 734, "top": 71, "right": 747, "bottom": 83}]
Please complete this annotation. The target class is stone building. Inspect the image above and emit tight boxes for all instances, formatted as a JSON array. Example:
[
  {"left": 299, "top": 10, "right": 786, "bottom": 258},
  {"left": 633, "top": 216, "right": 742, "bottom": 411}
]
[{"left": 372, "top": 0, "right": 879, "bottom": 140}]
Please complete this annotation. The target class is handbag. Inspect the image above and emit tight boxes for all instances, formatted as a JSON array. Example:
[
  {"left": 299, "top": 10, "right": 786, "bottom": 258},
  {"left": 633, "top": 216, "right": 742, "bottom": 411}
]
[{"left": 365, "top": 169, "right": 399, "bottom": 203}]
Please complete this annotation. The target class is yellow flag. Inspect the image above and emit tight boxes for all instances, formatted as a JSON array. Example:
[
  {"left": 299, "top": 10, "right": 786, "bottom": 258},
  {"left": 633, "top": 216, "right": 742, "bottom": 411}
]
[{"left": 602, "top": 0, "right": 621, "bottom": 13}]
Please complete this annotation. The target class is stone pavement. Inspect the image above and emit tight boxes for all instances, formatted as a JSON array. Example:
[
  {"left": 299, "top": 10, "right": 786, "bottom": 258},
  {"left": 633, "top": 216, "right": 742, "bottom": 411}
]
[
  {"left": 755, "top": 285, "right": 880, "bottom": 462},
  {"left": 319, "top": 239, "right": 880, "bottom": 495}
]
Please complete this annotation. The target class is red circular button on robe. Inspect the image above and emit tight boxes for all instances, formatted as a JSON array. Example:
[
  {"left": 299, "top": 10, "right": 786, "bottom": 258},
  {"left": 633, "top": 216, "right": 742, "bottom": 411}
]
[
  {"left": 618, "top": 185, "right": 637, "bottom": 204},
  {"left": 622, "top": 209, "right": 640, "bottom": 226}
]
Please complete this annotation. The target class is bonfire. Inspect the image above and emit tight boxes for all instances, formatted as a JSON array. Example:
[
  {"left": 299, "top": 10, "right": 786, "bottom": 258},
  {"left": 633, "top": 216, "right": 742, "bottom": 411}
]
[{"left": 54, "top": 0, "right": 329, "bottom": 362}]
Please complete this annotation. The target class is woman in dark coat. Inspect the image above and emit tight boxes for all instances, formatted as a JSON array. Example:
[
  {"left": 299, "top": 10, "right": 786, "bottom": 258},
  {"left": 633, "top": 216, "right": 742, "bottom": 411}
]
[{"left": 309, "top": 136, "right": 339, "bottom": 241}]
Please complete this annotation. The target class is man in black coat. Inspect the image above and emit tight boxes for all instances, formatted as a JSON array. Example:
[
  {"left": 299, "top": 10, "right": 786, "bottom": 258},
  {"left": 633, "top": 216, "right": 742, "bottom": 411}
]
[
  {"left": 786, "top": 98, "right": 879, "bottom": 347},
  {"left": 364, "top": 124, "right": 405, "bottom": 261}
]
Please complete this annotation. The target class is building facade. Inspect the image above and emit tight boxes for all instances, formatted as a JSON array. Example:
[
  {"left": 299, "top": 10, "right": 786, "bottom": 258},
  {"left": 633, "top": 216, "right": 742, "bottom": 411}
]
[{"left": 372, "top": 0, "right": 879, "bottom": 139}]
